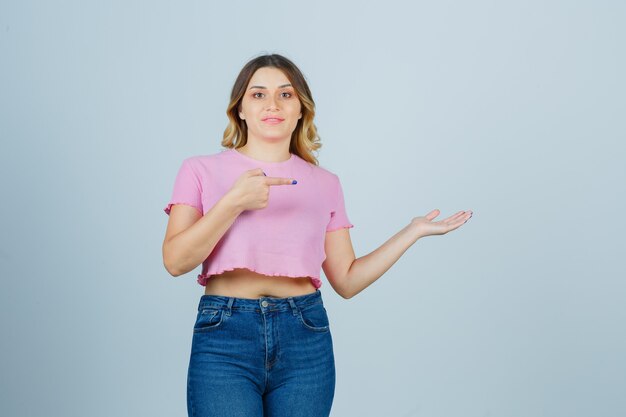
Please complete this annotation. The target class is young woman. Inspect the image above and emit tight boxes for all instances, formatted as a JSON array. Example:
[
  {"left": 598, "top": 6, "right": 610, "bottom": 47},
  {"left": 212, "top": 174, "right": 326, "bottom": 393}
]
[{"left": 162, "top": 53, "right": 472, "bottom": 417}]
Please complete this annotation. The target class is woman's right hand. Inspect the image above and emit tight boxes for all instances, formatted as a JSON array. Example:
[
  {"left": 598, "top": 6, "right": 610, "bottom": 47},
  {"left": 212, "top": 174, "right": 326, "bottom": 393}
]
[{"left": 227, "top": 168, "right": 297, "bottom": 211}]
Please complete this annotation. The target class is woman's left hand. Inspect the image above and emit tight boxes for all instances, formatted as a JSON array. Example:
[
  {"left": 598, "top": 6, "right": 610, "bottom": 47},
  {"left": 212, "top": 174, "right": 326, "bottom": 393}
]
[{"left": 409, "top": 209, "right": 473, "bottom": 239}]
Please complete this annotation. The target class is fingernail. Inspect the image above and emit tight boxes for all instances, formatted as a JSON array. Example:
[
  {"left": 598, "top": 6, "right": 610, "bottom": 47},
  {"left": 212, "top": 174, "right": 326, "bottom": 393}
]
[
  {"left": 263, "top": 171, "right": 267, "bottom": 176},
  {"left": 292, "top": 180, "right": 297, "bottom": 184}
]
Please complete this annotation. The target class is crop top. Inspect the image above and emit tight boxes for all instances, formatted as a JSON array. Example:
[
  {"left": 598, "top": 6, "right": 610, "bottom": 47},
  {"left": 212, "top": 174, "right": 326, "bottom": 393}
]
[{"left": 163, "top": 147, "right": 354, "bottom": 289}]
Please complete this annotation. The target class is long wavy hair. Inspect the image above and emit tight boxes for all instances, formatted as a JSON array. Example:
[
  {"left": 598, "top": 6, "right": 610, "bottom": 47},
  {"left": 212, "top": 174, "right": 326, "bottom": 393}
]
[{"left": 221, "top": 53, "right": 322, "bottom": 166}]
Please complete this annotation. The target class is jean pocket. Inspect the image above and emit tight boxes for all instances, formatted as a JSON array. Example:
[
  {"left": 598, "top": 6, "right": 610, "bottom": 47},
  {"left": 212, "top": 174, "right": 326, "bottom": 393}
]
[
  {"left": 297, "top": 303, "right": 330, "bottom": 332},
  {"left": 193, "top": 307, "right": 225, "bottom": 333}
]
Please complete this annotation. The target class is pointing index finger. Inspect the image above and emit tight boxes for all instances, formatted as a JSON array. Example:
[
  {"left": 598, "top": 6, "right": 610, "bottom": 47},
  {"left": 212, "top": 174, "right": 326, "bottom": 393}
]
[{"left": 265, "top": 176, "right": 298, "bottom": 186}]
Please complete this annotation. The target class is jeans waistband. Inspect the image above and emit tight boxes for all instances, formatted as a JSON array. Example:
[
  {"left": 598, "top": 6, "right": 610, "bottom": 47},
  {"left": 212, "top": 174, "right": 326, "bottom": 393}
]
[{"left": 197, "top": 288, "right": 324, "bottom": 314}]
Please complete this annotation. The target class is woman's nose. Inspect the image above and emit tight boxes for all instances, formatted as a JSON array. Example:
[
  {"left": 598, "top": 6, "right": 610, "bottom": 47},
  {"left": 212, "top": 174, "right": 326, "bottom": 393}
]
[{"left": 266, "top": 96, "right": 278, "bottom": 110}]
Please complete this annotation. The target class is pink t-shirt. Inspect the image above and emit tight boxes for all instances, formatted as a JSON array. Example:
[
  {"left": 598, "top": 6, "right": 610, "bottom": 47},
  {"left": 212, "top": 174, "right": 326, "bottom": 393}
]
[{"left": 163, "top": 148, "right": 354, "bottom": 289}]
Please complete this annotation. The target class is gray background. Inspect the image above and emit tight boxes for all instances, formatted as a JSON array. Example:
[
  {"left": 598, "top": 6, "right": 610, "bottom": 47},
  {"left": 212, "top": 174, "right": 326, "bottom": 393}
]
[{"left": 2, "top": 1, "right": 625, "bottom": 416}]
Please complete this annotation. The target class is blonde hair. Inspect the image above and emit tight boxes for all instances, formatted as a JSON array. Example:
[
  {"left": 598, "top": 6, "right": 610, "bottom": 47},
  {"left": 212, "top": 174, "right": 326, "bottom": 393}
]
[{"left": 221, "top": 53, "right": 322, "bottom": 166}]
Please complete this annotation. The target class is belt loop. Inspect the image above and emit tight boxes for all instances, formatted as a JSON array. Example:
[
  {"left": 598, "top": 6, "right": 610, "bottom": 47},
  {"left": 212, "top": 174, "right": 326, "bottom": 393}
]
[
  {"left": 226, "top": 297, "right": 234, "bottom": 316},
  {"left": 287, "top": 297, "right": 299, "bottom": 316}
]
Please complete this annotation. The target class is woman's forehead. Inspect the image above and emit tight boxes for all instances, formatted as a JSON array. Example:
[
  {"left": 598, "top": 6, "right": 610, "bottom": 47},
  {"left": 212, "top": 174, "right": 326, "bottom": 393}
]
[{"left": 248, "top": 67, "right": 291, "bottom": 87}]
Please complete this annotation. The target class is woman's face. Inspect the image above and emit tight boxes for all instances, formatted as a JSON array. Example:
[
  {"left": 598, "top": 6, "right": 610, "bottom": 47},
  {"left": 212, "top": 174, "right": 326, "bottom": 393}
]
[{"left": 239, "top": 66, "right": 302, "bottom": 144}]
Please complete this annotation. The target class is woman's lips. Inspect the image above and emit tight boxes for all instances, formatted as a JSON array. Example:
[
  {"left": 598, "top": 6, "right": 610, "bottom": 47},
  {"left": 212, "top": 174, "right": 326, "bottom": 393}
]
[{"left": 262, "top": 118, "right": 284, "bottom": 125}]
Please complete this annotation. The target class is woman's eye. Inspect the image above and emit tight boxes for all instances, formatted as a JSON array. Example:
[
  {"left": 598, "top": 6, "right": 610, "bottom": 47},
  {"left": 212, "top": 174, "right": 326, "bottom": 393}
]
[{"left": 252, "top": 91, "right": 293, "bottom": 98}]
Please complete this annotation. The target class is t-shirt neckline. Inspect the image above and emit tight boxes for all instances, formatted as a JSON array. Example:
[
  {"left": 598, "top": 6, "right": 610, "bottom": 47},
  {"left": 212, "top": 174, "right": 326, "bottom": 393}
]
[{"left": 230, "top": 148, "right": 295, "bottom": 165}]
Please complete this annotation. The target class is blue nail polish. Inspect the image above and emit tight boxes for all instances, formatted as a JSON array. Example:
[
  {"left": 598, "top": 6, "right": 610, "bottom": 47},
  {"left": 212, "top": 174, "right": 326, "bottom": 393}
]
[{"left": 292, "top": 180, "right": 297, "bottom": 184}]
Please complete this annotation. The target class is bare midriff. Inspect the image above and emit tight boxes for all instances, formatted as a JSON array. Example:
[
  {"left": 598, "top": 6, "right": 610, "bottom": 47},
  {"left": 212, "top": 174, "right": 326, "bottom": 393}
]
[{"left": 203, "top": 268, "right": 317, "bottom": 299}]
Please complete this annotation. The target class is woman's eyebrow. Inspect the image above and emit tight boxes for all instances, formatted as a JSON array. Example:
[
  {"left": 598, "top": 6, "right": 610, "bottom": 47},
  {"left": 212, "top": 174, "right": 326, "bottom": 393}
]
[{"left": 248, "top": 84, "right": 292, "bottom": 90}]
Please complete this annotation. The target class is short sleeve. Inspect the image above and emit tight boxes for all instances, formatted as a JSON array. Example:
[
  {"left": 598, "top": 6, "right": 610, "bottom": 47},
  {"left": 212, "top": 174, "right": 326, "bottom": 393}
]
[
  {"left": 163, "top": 158, "right": 203, "bottom": 216},
  {"left": 326, "top": 175, "right": 354, "bottom": 232}
]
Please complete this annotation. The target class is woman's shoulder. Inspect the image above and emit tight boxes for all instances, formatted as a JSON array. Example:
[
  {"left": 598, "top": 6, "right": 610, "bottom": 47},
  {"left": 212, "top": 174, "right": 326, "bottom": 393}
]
[
  {"left": 182, "top": 148, "right": 233, "bottom": 170},
  {"left": 185, "top": 148, "right": 230, "bottom": 162},
  {"left": 303, "top": 159, "right": 342, "bottom": 184}
]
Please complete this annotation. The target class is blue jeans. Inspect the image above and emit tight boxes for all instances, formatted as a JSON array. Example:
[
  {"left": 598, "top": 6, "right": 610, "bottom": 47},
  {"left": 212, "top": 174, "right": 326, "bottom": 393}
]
[{"left": 187, "top": 289, "right": 336, "bottom": 417}]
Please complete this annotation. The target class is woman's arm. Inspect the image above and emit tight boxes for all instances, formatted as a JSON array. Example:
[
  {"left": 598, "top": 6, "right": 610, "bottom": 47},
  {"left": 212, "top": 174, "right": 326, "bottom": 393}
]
[
  {"left": 324, "top": 209, "right": 472, "bottom": 299},
  {"left": 162, "top": 191, "right": 243, "bottom": 277},
  {"left": 323, "top": 223, "right": 419, "bottom": 299}
]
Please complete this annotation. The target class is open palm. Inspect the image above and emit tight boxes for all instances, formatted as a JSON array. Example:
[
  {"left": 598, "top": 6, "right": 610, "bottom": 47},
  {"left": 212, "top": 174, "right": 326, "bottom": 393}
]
[{"left": 410, "top": 209, "right": 473, "bottom": 238}]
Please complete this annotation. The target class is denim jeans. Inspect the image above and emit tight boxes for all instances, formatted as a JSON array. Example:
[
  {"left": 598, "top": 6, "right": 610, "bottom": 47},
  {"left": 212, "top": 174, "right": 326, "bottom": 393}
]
[{"left": 187, "top": 289, "right": 336, "bottom": 417}]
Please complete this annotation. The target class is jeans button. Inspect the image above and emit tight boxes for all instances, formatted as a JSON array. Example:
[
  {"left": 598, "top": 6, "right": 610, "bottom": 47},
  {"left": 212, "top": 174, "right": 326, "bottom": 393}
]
[{"left": 261, "top": 300, "right": 269, "bottom": 307}]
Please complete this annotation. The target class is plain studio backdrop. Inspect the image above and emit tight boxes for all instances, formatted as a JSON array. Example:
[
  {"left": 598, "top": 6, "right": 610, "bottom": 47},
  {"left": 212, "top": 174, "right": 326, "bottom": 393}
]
[{"left": 1, "top": 1, "right": 624, "bottom": 416}]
